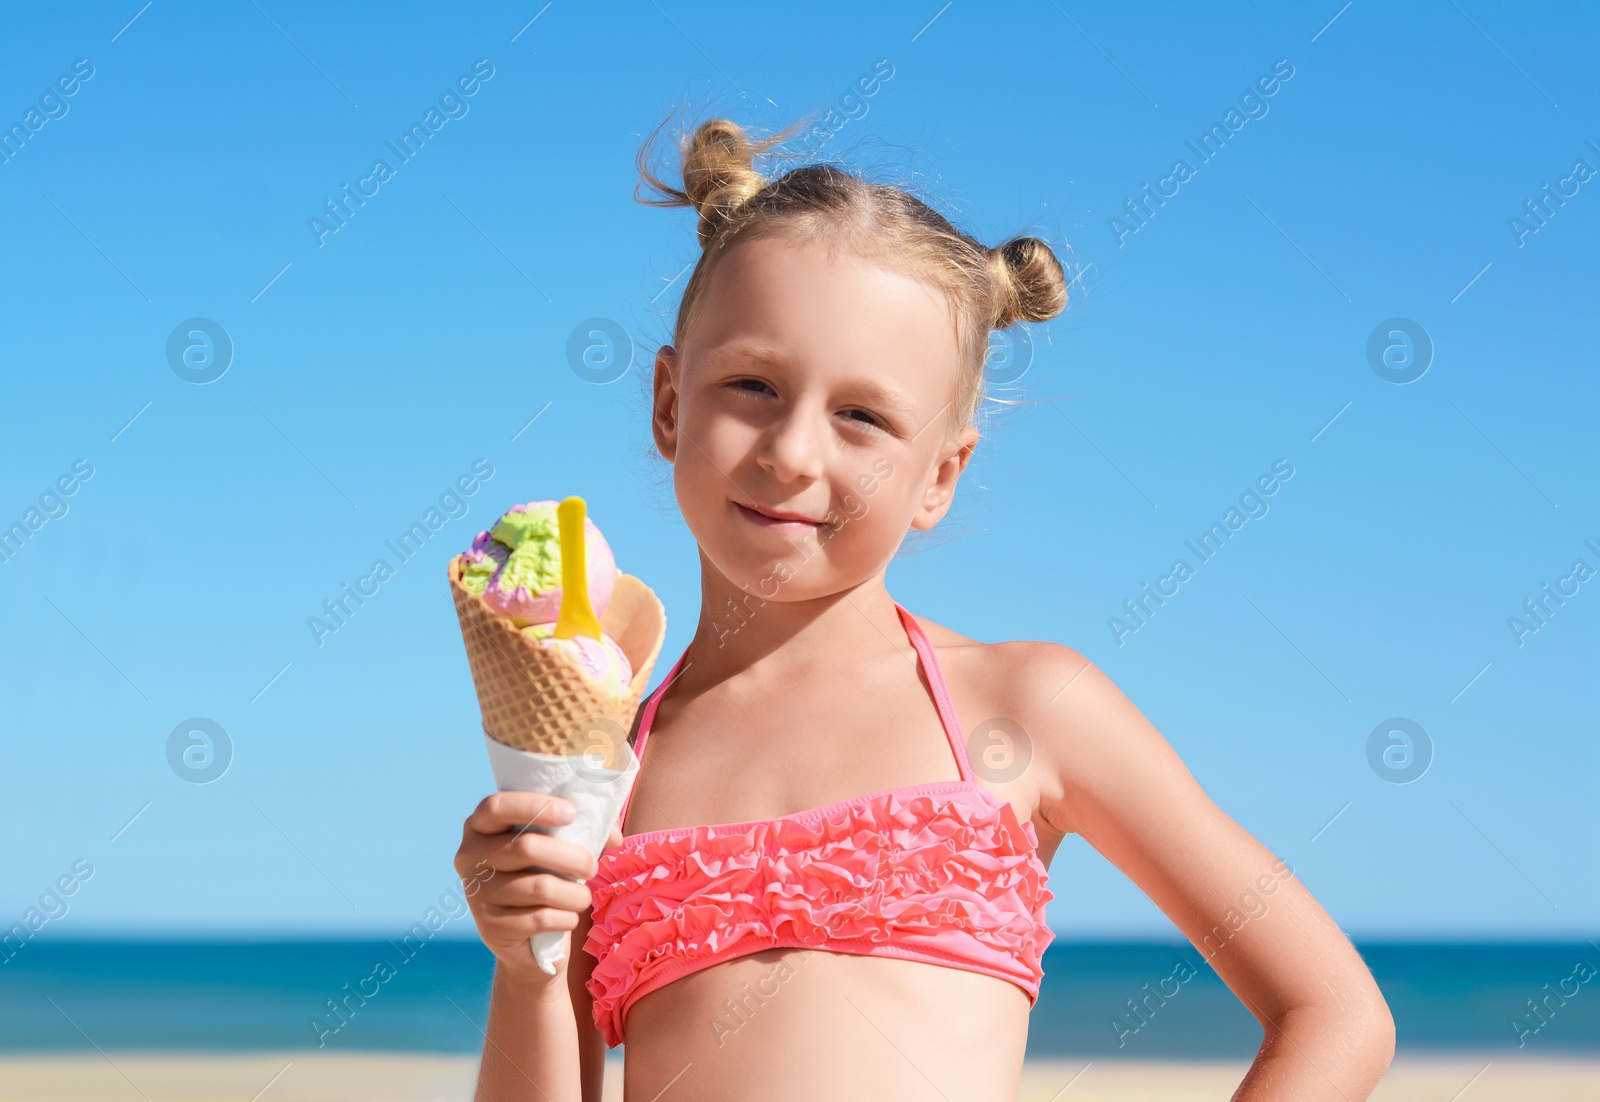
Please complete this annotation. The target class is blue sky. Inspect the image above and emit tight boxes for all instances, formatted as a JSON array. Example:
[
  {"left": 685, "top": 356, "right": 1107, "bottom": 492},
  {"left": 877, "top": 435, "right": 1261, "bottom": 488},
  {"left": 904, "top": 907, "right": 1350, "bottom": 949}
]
[{"left": 1, "top": 1, "right": 1594, "bottom": 942}]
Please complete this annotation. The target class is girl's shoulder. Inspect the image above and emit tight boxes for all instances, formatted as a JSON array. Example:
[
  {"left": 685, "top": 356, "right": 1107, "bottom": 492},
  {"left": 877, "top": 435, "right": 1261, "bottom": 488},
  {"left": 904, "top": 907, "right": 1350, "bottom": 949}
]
[
  {"left": 901, "top": 609, "right": 1099, "bottom": 730},
  {"left": 907, "top": 611, "right": 1107, "bottom": 842}
]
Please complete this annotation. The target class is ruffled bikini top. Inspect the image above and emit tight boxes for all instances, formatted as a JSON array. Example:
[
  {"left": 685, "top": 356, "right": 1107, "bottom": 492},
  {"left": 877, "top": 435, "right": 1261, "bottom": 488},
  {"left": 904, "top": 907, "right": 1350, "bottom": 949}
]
[{"left": 581, "top": 602, "right": 1055, "bottom": 1049}]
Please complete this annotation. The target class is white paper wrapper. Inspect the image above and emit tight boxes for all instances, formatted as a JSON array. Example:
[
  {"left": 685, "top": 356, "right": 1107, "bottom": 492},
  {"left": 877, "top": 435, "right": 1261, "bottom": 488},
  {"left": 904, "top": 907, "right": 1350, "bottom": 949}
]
[{"left": 481, "top": 731, "right": 640, "bottom": 974}]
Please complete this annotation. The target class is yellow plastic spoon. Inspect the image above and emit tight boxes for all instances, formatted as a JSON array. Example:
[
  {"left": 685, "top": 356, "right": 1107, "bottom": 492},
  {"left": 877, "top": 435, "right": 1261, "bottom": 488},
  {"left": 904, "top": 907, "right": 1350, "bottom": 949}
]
[{"left": 553, "top": 496, "right": 603, "bottom": 642}]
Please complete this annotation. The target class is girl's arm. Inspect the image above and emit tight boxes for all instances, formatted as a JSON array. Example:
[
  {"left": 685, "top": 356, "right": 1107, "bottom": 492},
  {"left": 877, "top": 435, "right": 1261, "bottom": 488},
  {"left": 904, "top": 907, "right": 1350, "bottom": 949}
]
[
  {"left": 477, "top": 964, "right": 582, "bottom": 1102},
  {"left": 479, "top": 880, "right": 615, "bottom": 1101},
  {"left": 567, "top": 906, "right": 610, "bottom": 1101},
  {"left": 1012, "top": 644, "right": 1396, "bottom": 1101},
  {"left": 456, "top": 792, "right": 605, "bottom": 1102}
]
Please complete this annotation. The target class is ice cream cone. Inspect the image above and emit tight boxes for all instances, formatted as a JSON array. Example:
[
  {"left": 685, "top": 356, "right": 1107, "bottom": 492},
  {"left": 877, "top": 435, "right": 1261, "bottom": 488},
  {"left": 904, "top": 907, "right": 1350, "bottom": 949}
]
[{"left": 447, "top": 554, "right": 665, "bottom": 770}]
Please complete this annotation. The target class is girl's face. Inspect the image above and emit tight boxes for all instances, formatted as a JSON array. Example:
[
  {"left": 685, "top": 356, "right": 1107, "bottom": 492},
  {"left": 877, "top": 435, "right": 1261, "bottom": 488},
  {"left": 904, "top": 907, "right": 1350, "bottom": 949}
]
[{"left": 652, "top": 233, "right": 980, "bottom": 601}]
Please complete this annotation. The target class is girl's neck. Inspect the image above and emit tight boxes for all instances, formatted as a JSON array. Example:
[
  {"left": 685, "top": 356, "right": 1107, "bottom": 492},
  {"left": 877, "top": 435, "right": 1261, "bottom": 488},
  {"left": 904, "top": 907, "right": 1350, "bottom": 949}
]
[{"left": 679, "top": 553, "right": 907, "bottom": 694}]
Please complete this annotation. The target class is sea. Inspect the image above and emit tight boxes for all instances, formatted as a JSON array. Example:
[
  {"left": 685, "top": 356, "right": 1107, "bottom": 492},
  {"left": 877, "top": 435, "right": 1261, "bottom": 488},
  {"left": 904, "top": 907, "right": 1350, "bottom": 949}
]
[{"left": 2, "top": 940, "right": 1597, "bottom": 1058}]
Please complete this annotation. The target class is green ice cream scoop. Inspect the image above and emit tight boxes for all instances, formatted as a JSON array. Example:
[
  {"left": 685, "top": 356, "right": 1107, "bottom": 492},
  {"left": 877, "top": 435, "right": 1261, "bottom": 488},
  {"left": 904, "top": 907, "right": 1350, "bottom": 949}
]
[{"left": 459, "top": 499, "right": 618, "bottom": 627}]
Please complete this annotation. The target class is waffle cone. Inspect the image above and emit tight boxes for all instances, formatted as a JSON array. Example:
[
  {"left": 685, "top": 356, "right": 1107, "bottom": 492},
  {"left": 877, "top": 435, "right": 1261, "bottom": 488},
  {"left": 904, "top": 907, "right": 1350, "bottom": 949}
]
[{"left": 448, "top": 554, "right": 665, "bottom": 769}]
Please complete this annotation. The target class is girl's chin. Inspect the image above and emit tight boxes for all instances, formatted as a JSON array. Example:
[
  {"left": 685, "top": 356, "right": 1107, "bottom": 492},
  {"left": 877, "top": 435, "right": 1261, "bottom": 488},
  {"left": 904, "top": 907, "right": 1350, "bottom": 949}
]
[{"left": 711, "top": 548, "right": 828, "bottom": 597}]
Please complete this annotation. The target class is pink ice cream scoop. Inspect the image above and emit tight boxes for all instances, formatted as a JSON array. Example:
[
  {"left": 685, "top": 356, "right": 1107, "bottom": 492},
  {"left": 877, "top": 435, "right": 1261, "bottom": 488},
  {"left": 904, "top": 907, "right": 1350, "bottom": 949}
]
[
  {"left": 459, "top": 500, "right": 617, "bottom": 628},
  {"left": 521, "top": 621, "right": 633, "bottom": 701}
]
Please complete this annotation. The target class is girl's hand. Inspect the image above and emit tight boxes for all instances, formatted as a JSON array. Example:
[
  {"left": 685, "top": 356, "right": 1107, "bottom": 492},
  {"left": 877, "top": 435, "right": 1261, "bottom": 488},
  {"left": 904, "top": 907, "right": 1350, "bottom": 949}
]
[{"left": 455, "top": 792, "right": 617, "bottom": 988}]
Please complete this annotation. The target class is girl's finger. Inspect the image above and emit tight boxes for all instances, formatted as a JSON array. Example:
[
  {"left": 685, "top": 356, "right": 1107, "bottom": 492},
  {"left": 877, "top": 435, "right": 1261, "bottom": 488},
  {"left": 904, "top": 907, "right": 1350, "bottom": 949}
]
[
  {"left": 477, "top": 832, "right": 598, "bottom": 880},
  {"left": 484, "top": 904, "right": 581, "bottom": 934},
  {"left": 467, "top": 791, "right": 576, "bottom": 835},
  {"left": 480, "top": 872, "right": 592, "bottom": 911}
]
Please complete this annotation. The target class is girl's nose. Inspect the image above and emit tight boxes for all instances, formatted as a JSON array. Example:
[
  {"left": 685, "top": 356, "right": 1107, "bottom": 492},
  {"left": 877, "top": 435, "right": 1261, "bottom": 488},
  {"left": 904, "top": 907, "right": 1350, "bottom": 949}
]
[{"left": 757, "top": 408, "right": 826, "bottom": 483}]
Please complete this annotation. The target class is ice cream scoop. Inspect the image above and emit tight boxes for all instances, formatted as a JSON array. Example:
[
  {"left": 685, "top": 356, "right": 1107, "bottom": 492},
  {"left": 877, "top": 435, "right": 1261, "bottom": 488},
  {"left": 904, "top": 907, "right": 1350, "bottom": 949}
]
[
  {"left": 522, "top": 620, "right": 632, "bottom": 701},
  {"left": 459, "top": 500, "right": 617, "bottom": 627},
  {"left": 518, "top": 497, "right": 633, "bottom": 700}
]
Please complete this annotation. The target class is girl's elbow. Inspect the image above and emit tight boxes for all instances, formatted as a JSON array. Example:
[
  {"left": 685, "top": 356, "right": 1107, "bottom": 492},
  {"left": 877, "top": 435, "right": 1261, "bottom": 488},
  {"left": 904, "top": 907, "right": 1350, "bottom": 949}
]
[{"left": 1353, "top": 990, "right": 1397, "bottom": 1072}]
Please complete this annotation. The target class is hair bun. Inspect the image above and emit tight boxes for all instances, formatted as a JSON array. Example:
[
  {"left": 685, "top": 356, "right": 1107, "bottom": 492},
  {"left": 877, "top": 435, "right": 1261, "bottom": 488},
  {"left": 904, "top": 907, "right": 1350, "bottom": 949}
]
[
  {"left": 988, "top": 236, "right": 1068, "bottom": 329},
  {"left": 630, "top": 117, "right": 807, "bottom": 249},
  {"left": 681, "top": 120, "right": 772, "bottom": 247}
]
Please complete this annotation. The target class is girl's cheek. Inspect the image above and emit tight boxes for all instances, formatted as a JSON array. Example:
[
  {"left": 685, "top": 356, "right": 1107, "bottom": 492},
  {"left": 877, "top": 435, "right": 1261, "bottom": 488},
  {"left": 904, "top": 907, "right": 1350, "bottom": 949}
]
[{"left": 676, "top": 444, "right": 726, "bottom": 502}]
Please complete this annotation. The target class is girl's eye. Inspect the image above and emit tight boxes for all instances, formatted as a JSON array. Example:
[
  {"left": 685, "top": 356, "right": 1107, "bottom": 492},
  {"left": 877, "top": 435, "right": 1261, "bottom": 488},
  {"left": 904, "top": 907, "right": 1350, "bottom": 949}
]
[{"left": 726, "top": 380, "right": 885, "bottom": 432}]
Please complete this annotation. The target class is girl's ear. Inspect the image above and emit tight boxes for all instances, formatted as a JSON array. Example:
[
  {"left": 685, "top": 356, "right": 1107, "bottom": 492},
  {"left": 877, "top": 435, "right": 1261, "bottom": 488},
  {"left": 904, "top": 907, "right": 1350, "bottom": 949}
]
[
  {"left": 652, "top": 345, "right": 681, "bottom": 462},
  {"left": 910, "top": 425, "right": 979, "bottom": 531}
]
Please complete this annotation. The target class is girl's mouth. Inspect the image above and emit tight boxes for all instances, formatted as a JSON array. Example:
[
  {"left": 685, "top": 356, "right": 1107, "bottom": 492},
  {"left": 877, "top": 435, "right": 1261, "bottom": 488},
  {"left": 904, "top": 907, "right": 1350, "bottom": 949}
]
[{"left": 735, "top": 501, "right": 823, "bottom": 533}]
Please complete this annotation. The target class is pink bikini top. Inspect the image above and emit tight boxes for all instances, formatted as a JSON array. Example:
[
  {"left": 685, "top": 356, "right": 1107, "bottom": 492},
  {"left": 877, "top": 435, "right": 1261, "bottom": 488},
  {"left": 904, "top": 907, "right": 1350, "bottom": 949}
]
[{"left": 582, "top": 602, "right": 1055, "bottom": 1049}]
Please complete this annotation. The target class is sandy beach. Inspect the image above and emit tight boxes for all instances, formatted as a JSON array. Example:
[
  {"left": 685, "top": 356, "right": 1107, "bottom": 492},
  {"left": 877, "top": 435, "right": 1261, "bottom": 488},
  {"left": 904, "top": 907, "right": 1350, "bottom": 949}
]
[{"left": 1, "top": 1053, "right": 1596, "bottom": 1100}]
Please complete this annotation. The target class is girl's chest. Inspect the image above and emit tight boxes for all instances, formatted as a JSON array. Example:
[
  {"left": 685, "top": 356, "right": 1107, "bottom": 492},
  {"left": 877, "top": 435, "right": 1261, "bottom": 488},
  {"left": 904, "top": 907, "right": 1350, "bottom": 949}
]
[
  {"left": 621, "top": 644, "right": 1055, "bottom": 858},
  {"left": 622, "top": 674, "right": 965, "bottom": 833}
]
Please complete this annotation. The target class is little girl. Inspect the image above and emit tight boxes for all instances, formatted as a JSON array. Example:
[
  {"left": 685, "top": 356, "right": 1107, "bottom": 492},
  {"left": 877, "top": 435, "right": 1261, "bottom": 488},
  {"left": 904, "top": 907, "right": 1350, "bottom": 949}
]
[{"left": 456, "top": 115, "right": 1395, "bottom": 1101}]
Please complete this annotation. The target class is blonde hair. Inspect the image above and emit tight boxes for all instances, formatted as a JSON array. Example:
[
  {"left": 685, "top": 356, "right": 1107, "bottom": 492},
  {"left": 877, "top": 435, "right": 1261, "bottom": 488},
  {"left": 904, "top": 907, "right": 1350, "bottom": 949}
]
[{"left": 635, "top": 114, "right": 1069, "bottom": 443}]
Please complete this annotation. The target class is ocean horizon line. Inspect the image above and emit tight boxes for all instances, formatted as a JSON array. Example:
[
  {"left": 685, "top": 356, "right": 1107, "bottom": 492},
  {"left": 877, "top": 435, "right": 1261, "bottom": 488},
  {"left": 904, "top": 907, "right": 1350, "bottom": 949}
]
[{"left": 4, "top": 939, "right": 1596, "bottom": 1058}]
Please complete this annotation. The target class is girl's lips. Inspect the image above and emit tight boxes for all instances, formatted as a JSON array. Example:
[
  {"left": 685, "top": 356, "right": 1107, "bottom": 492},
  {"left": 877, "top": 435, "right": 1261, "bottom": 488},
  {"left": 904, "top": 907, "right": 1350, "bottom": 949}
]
[{"left": 735, "top": 502, "right": 822, "bottom": 531}]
